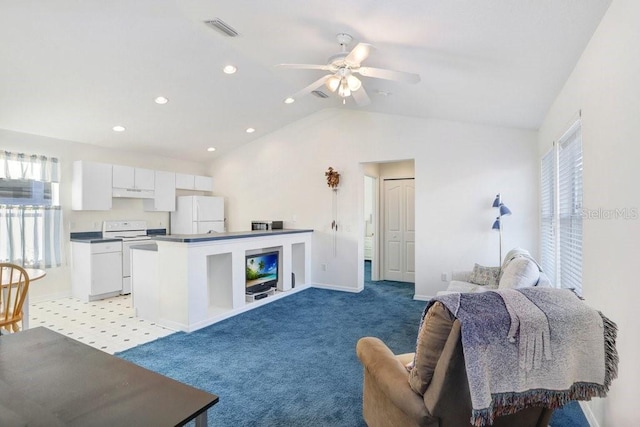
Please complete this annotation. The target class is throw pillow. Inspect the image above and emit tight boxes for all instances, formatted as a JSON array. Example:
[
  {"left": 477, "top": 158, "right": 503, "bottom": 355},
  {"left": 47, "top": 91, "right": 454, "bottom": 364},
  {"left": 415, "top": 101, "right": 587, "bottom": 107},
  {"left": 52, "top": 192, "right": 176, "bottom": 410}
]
[
  {"left": 498, "top": 257, "right": 539, "bottom": 289},
  {"left": 468, "top": 263, "right": 501, "bottom": 288},
  {"left": 408, "top": 301, "right": 455, "bottom": 395}
]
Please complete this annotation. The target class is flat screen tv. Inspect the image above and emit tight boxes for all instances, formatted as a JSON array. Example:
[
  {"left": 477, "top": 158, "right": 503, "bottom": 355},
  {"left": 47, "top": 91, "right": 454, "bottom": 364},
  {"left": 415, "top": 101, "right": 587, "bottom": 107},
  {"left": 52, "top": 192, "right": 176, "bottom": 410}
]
[{"left": 245, "top": 251, "right": 279, "bottom": 294}]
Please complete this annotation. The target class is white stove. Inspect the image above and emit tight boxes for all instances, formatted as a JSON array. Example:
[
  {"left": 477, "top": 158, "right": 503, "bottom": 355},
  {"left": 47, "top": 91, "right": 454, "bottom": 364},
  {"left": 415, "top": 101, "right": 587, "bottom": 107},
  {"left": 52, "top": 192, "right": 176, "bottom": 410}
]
[{"left": 102, "top": 220, "right": 151, "bottom": 294}]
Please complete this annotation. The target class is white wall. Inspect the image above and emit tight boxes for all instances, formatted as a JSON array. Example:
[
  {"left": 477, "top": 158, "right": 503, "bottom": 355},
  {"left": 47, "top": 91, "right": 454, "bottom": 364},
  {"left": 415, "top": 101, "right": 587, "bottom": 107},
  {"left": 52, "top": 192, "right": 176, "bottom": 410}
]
[
  {"left": 538, "top": 0, "right": 638, "bottom": 424},
  {"left": 0, "top": 128, "right": 208, "bottom": 301},
  {"left": 210, "top": 108, "right": 539, "bottom": 298}
]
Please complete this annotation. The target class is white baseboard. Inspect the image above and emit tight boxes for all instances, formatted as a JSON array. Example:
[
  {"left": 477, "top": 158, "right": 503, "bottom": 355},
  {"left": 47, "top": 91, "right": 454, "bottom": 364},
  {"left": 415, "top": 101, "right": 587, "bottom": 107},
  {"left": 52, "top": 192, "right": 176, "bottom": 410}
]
[
  {"left": 580, "top": 401, "right": 599, "bottom": 427},
  {"left": 413, "top": 294, "right": 433, "bottom": 301},
  {"left": 312, "top": 283, "right": 364, "bottom": 293}
]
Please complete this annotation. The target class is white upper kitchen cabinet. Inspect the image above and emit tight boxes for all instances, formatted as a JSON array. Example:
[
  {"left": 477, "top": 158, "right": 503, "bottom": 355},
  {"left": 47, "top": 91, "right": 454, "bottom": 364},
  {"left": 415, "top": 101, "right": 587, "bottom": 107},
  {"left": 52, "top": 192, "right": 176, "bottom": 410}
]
[
  {"left": 72, "top": 160, "right": 113, "bottom": 211},
  {"left": 175, "top": 173, "right": 195, "bottom": 190},
  {"left": 175, "top": 173, "right": 213, "bottom": 191},
  {"left": 194, "top": 175, "right": 213, "bottom": 191},
  {"left": 113, "top": 165, "right": 155, "bottom": 190},
  {"left": 143, "top": 170, "right": 176, "bottom": 211}
]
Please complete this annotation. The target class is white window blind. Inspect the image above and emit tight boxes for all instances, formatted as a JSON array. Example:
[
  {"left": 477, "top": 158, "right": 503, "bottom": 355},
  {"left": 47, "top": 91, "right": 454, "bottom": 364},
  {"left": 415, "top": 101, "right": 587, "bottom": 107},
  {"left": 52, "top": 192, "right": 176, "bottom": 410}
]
[
  {"left": 540, "top": 149, "right": 556, "bottom": 281},
  {"left": 558, "top": 123, "right": 583, "bottom": 293},
  {"left": 540, "top": 120, "right": 583, "bottom": 294}
]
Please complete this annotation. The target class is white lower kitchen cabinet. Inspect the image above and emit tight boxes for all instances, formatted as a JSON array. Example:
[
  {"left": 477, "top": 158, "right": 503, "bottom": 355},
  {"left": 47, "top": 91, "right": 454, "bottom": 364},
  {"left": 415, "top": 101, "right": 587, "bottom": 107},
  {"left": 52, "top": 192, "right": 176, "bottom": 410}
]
[{"left": 71, "top": 241, "right": 123, "bottom": 302}]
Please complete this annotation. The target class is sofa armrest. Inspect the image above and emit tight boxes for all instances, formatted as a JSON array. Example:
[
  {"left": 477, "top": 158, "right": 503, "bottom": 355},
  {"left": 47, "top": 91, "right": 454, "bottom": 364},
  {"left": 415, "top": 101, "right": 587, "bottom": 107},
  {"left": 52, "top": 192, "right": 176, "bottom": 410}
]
[
  {"left": 445, "top": 280, "right": 479, "bottom": 293},
  {"left": 356, "top": 337, "right": 430, "bottom": 422}
]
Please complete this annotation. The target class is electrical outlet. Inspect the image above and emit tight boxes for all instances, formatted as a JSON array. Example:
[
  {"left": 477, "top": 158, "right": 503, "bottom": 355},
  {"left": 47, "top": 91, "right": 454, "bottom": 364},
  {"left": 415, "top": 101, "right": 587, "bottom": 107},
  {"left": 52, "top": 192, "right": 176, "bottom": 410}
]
[
  {"left": 441, "top": 272, "right": 450, "bottom": 282},
  {"left": 321, "top": 263, "right": 327, "bottom": 272}
]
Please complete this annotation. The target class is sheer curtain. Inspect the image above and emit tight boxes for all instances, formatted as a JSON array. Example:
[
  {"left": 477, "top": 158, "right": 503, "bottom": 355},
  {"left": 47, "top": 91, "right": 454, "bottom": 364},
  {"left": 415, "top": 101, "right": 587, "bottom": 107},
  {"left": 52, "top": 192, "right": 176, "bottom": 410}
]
[{"left": 0, "top": 151, "right": 62, "bottom": 268}]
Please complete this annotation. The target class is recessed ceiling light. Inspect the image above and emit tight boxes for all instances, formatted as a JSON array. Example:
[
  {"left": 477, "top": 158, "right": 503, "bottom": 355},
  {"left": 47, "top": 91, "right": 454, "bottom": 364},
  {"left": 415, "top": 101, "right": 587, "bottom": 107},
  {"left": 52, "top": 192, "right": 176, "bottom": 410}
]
[
  {"left": 223, "top": 65, "right": 237, "bottom": 74},
  {"left": 113, "top": 125, "right": 126, "bottom": 132},
  {"left": 154, "top": 96, "right": 169, "bottom": 104},
  {"left": 284, "top": 97, "right": 295, "bottom": 104},
  {"left": 207, "top": 147, "right": 216, "bottom": 152},
  {"left": 246, "top": 127, "right": 255, "bottom": 133}
]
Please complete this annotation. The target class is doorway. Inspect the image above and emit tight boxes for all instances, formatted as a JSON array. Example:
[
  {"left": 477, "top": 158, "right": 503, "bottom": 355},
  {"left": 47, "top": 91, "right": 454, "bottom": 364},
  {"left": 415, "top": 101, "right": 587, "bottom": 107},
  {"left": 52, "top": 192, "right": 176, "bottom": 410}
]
[{"left": 361, "top": 160, "right": 415, "bottom": 285}]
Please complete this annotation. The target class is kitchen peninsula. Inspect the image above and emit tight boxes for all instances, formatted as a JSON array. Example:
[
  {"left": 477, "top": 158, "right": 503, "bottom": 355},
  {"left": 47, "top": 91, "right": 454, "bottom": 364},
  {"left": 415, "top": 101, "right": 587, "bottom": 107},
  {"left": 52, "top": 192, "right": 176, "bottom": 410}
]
[{"left": 133, "top": 229, "right": 312, "bottom": 332}]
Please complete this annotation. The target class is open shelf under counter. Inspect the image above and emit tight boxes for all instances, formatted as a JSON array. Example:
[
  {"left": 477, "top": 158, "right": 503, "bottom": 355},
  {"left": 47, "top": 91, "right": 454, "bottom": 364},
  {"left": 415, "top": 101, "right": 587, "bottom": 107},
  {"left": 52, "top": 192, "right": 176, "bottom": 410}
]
[{"left": 150, "top": 229, "right": 313, "bottom": 332}]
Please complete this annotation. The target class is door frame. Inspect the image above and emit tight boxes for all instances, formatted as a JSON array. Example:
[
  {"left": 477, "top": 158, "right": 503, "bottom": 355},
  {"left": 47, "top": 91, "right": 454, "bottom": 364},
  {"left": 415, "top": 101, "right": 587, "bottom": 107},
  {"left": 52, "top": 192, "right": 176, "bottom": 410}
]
[{"left": 364, "top": 175, "right": 381, "bottom": 281}]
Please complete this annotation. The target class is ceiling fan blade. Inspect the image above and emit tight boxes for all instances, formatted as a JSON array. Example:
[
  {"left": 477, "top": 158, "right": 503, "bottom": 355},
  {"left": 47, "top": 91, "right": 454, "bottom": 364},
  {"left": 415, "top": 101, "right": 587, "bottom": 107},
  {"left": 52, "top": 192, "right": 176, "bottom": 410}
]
[
  {"left": 290, "top": 74, "right": 332, "bottom": 99},
  {"left": 357, "top": 66, "right": 421, "bottom": 84},
  {"left": 344, "top": 43, "right": 372, "bottom": 67},
  {"left": 277, "top": 63, "right": 332, "bottom": 71},
  {"left": 351, "top": 86, "right": 371, "bottom": 107}
]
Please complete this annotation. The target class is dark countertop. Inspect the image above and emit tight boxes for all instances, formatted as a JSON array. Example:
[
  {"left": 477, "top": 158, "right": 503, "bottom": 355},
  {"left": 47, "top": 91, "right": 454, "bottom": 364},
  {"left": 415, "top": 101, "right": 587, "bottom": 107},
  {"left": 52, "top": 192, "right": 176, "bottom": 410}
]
[
  {"left": 70, "top": 232, "right": 121, "bottom": 243},
  {"left": 70, "top": 229, "right": 167, "bottom": 243},
  {"left": 153, "top": 228, "right": 313, "bottom": 243}
]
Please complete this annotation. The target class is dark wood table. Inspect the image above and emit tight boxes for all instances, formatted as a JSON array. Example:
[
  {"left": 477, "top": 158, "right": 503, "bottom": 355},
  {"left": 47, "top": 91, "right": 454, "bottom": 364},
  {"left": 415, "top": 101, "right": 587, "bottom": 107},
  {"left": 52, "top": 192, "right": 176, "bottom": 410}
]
[{"left": 0, "top": 327, "right": 219, "bottom": 426}]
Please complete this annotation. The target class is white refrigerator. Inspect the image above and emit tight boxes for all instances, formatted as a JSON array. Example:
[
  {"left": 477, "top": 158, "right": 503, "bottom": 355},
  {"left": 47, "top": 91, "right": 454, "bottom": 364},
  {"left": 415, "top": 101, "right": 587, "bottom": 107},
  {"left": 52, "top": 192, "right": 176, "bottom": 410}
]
[{"left": 170, "top": 196, "right": 225, "bottom": 234}]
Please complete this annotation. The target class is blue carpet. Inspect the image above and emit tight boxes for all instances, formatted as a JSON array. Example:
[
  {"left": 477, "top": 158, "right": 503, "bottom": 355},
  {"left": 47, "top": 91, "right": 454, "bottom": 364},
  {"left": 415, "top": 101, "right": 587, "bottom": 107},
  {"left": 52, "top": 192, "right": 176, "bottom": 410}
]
[{"left": 118, "top": 262, "right": 588, "bottom": 426}]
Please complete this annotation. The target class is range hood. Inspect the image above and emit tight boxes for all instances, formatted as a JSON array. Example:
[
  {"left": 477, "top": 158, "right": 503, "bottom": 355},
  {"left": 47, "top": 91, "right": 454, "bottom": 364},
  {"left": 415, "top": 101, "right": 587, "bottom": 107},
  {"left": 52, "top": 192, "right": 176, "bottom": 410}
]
[{"left": 112, "top": 188, "right": 154, "bottom": 199}]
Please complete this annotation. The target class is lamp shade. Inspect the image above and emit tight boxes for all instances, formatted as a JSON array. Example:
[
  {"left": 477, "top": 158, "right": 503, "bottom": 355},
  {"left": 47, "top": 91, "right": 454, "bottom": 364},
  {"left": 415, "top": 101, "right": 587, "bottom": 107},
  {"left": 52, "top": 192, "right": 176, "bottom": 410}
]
[
  {"left": 346, "top": 74, "right": 362, "bottom": 91},
  {"left": 338, "top": 79, "right": 351, "bottom": 97},
  {"left": 325, "top": 75, "right": 340, "bottom": 92},
  {"left": 492, "top": 194, "right": 501, "bottom": 208},
  {"left": 499, "top": 203, "right": 512, "bottom": 216},
  {"left": 492, "top": 217, "right": 501, "bottom": 230}
]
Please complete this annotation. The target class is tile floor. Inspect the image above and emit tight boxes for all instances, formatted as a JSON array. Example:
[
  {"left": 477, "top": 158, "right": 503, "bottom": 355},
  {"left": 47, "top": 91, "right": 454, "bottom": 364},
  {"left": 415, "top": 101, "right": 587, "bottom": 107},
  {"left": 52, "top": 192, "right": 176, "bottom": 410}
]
[{"left": 29, "top": 294, "right": 175, "bottom": 354}]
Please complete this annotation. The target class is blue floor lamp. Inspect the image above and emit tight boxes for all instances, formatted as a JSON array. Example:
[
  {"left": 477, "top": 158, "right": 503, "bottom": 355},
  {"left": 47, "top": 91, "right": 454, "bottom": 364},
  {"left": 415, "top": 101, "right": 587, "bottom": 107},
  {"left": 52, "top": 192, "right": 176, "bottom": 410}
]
[{"left": 492, "top": 193, "right": 512, "bottom": 264}]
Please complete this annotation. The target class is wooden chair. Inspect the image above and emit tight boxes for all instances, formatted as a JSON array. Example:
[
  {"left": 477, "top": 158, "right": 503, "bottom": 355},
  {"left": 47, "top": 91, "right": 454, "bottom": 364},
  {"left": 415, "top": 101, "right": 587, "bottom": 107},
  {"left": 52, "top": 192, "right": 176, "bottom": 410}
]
[{"left": 0, "top": 263, "right": 31, "bottom": 334}]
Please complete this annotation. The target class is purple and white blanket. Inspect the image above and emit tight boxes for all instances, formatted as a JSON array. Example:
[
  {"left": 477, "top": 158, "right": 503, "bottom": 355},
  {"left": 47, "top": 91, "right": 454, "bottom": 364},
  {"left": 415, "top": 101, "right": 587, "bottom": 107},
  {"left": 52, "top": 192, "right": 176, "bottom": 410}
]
[{"left": 425, "top": 288, "right": 618, "bottom": 426}]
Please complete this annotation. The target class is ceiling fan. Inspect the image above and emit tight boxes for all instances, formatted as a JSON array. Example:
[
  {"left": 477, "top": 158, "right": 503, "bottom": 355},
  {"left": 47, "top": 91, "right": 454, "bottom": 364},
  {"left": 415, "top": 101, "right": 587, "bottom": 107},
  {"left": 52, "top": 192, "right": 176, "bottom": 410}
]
[{"left": 277, "top": 33, "right": 421, "bottom": 106}]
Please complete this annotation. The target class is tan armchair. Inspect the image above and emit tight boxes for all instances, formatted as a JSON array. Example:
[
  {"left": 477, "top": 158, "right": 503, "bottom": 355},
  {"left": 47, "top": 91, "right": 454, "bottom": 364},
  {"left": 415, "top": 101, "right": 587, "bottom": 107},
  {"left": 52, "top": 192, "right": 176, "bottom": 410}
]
[{"left": 356, "top": 315, "right": 553, "bottom": 426}]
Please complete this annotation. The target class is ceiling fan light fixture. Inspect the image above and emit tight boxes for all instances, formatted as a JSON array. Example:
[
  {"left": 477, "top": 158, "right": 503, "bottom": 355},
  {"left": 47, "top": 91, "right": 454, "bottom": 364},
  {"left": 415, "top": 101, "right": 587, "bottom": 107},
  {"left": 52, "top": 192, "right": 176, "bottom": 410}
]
[
  {"left": 338, "top": 79, "right": 351, "bottom": 98},
  {"left": 346, "top": 74, "right": 362, "bottom": 91},
  {"left": 325, "top": 75, "right": 340, "bottom": 92}
]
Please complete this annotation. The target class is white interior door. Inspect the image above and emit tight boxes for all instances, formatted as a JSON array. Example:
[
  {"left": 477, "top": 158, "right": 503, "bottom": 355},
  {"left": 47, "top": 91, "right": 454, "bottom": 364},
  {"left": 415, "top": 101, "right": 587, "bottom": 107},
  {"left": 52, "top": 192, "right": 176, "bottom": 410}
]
[{"left": 383, "top": 179, "right": 415, "bottom": 282}]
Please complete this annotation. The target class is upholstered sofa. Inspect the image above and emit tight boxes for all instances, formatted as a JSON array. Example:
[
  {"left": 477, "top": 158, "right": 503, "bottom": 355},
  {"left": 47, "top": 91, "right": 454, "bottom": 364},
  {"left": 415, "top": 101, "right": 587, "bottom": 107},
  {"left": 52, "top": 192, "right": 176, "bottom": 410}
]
[
  {"left": 438, "top": 248, "right": 552, "bottom": 296},
  {"left": 356, "top": 301, "right": 554, "bottom": 427}
]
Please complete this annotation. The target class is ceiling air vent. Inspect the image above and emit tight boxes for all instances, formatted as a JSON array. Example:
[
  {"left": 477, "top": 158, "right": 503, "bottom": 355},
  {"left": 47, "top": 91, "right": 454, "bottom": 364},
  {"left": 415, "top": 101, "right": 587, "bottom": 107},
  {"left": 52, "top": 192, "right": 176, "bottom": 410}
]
[
  {"left": 204, "top": 19, "right": 239, "bottom": 37},
  {"left": 311, "top": 90, "right": 329, "bottom": 98}
]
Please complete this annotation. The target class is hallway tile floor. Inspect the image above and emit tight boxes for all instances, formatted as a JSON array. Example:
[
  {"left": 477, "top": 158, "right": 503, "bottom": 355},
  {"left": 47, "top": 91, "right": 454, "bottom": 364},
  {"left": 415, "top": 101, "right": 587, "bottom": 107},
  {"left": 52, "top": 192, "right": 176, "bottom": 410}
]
[{"left": 29, "top": 294, "right": 174, "bottom": 354}]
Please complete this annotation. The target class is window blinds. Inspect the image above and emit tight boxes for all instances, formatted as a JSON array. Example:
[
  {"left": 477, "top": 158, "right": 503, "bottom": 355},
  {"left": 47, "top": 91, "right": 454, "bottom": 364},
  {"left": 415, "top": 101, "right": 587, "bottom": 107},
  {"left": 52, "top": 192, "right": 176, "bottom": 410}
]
[
  {"left": 540, "top": 149, "right": 556, "bottom": 283},
  {"left": 540, "top": 120, "right": 583, "bottom": 294},
  {"left": 558, "top": 123, "right": 583, "bottom": 293}
]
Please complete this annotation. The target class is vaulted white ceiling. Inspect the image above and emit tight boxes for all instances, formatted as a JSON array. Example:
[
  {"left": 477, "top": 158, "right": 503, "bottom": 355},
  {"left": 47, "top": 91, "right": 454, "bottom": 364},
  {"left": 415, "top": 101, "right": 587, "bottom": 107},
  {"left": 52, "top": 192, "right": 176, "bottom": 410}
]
[{"left": 0, "top": 0, "right": 611, "bottom": 163}]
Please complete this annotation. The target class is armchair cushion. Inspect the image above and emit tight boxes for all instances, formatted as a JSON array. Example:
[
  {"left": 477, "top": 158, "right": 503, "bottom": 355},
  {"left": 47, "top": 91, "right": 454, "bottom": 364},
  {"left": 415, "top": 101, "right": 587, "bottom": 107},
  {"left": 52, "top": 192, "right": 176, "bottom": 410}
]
[{"left": 408, "top": 302, "right": 455, "bottom": 395}]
